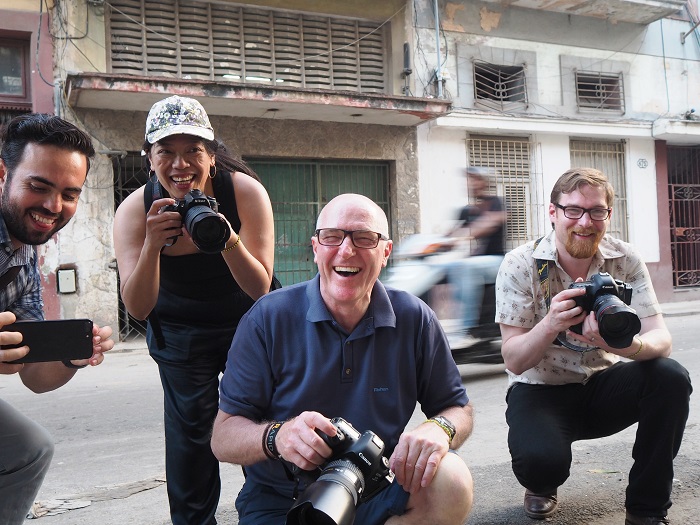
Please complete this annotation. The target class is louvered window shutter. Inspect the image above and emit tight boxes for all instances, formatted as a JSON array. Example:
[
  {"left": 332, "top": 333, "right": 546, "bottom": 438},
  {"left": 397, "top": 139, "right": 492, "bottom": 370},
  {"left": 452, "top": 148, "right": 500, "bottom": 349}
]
[{"left": 108, "top": 1, "right": 386, "bottom": 93}]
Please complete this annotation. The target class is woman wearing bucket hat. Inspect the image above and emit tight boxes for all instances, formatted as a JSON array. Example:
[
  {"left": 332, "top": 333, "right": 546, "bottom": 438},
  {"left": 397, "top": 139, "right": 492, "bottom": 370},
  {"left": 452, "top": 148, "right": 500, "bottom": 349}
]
[{"left": 113, "top": 95, "right": 277, "bottom": 524}]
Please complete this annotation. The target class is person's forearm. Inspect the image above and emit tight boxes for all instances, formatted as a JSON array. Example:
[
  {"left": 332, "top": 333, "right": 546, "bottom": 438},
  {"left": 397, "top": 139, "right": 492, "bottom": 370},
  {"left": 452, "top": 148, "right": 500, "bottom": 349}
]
[
  {"left": 502, "top": 321, "right": 558, "bottom": 375},
  {"left": 19, "top": 362, "right": 77, "bottom": 393},
  {"left": 622, "top": 328, "right": 672, "bottom": 360},
  {"left": 221, "top": 238, "right": 272, "bottom": 300},
  {"left": 211, "top": 413, "right": 269, "bottom": 466},
  {"left": 440, "top": 404, "right": 473, "bottom": 450},
  {"left": 120, "top": 245, "right": 162, "bottom": 320}
]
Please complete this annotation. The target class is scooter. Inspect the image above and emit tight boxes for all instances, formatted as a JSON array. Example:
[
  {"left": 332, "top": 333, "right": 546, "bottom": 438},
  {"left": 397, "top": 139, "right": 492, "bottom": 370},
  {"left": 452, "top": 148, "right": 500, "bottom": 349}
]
[{"left": 383, "top": 234, "right": 503, "bottom": 365}]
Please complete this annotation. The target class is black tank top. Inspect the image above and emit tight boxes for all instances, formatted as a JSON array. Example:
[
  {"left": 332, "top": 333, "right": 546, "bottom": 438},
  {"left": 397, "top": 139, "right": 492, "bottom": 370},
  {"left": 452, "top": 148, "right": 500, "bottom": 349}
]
[{"left": 143, "top": 173, "right": 255, "bottom": 328}]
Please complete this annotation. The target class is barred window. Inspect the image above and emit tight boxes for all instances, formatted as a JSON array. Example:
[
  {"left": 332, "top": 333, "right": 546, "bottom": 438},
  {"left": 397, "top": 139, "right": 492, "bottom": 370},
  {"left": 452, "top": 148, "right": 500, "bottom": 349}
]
[
  {"left": 575, "top": 71, "right": 625, "bottom": 113},
  {"left": 570, "top": 139, "right": 628, "bottom": 241},
  {"left": 473, "top": 61, "right": 527, "bottom": 111},
  {"left": 107, "top": 0, "right": 386, "bottom": 93},
  {"left": 467, "top": 135, "right": 544, "bottom": 249}
]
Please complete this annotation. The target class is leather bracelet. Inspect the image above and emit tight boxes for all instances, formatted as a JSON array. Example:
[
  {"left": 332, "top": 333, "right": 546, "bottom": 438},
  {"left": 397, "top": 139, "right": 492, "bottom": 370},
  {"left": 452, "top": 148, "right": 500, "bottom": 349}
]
[
  {"left": 222, "top": 235, "right": 241, "bottom": 253},
  {"left": 262, "top": 422, "right": 276, "bottom": 460},
  {"left": 626, "top": 337, "right": 644, "bottom": 359},
  {"left": 265, "top": 421, "right": 284, "bottom": 460},
  {"left": 62, "top": 359, "right": 87, "bottom": 369}
]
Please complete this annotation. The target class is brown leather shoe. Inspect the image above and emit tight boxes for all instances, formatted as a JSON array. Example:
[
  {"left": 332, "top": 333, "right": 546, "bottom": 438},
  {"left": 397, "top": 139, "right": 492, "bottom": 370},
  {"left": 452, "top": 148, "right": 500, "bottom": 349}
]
[
  {"left": 625, "top": 512, "right": 670, "bottom": 525},
  {"left": 524, "top": 489, "right": 558, "bottom": 519}
]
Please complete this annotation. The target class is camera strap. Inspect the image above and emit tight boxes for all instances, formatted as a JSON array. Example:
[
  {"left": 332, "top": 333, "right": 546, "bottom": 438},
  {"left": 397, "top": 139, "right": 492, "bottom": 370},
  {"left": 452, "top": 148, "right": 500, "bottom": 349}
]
[
  {"left": 0, "top": 266, "right": 21, "bottom": 291},
  {"left": 533, "top": 238, "right": 597, "bottom": 353}
]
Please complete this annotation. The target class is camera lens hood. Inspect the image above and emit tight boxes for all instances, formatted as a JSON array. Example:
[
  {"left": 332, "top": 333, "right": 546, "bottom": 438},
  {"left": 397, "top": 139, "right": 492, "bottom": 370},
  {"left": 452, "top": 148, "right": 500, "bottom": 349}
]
[{"left": 286, "top": 463, "right": 362, "bottom": 525}]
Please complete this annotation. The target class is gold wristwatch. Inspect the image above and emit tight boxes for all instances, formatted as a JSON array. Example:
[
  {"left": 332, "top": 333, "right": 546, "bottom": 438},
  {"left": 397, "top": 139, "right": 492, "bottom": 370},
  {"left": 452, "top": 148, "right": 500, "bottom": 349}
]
[{"left": 427, "top": 415, "right": 456, "bottom": 445}]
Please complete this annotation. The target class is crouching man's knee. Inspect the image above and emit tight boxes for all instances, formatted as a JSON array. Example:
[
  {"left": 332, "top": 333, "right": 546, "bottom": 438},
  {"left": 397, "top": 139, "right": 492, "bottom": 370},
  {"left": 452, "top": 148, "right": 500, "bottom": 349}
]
[{"left": 389, "top": 453, "right": 473, "bottom": 525}]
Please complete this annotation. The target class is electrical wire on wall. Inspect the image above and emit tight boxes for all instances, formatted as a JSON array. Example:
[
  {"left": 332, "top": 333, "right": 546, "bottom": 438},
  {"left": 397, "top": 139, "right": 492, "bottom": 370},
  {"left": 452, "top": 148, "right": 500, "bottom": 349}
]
[{"left": 411, "top": 0, "right": 451, "bottom": 99}]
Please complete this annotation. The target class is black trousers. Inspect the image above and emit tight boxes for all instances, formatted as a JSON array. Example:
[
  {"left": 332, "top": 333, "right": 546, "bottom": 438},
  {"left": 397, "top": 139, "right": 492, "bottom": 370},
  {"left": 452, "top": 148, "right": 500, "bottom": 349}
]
[
  {"left": 505, "top": 358, "right": 692, "bottom": 517},
  {"left": 149, "top": 323, "right": 232, "bottom": 525}
]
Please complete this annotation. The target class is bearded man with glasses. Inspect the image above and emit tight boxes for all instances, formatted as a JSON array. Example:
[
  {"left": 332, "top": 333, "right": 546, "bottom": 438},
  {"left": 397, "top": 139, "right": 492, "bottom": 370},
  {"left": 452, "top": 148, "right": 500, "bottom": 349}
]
[
  {"left": 495, "top": 168, "right": 692, "bottom": 525},
  {"left": 211, "top": 193, "right": 474, "bottom": 525}
]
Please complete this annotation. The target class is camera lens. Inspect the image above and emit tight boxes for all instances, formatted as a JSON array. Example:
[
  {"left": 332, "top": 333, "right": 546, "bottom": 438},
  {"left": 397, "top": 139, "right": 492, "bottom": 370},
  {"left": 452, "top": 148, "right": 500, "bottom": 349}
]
[
  {"left": 593, "top": 295, "right": 641, "bottom": 348},
  {"left": 286, "top": 461, "right": 363, "bottom": 525},
  {"left": 183, "top": 206, "right": 230, "bottom": 254}
]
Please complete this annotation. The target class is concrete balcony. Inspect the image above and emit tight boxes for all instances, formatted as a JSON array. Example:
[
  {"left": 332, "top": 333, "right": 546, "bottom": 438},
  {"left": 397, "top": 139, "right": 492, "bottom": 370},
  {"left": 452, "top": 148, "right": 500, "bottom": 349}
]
[
  {"left": 63, "top": 73, "right": 451, "bottom": 128},
  {"left": 480, "top": 0, "right": 686, "bottom": 25}
]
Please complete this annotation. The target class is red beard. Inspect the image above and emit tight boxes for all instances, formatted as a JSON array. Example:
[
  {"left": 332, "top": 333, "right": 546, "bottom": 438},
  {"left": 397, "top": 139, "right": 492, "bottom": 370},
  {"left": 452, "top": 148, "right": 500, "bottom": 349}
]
[{"left": 566, "top": 228, "right": 602, "bottom": 259}]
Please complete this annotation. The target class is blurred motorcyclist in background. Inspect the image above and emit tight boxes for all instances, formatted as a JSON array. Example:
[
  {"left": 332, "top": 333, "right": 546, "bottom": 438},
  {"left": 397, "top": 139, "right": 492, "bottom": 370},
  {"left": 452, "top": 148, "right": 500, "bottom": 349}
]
[{"left": 444, "top": 167, "right": 507, "bottom": 347}]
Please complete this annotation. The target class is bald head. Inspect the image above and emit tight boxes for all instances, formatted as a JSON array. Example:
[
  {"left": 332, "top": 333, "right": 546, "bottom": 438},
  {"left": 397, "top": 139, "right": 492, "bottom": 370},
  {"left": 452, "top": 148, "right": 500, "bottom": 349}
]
[{"left": 317, "top": 193, "right": 389, "bottom": 237}]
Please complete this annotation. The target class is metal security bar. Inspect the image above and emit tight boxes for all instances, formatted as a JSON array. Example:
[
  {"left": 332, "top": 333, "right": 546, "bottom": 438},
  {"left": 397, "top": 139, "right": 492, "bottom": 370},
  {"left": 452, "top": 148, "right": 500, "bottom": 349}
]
[
  {"left": 667, "top": 146, "right": 700, "bottom": 288},
  {"left": 575, "top": 71, "right": 625, "bottom": 113},
  {"left": 473, "top": 61, "right": 528, "bottom": 112},
  {"left": 112, "top": 153, "right": 150, "bottom": 341},
  {"left": 467, "top": 135, "right": 545, "bottom": 250},
  {"left": 570, "top": 140, "right": 628, "bottom": 241}
]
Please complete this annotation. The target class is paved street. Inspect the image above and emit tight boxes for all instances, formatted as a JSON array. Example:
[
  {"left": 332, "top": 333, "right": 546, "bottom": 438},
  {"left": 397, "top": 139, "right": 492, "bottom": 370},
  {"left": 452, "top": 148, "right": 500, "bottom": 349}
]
[{"left": 3, "top": 311, "right": 699, "bottom": 525}]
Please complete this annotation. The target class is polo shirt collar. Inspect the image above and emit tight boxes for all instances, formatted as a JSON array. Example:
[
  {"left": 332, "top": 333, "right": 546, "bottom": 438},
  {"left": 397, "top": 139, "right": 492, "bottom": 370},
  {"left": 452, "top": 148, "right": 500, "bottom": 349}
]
[{"left": 305, "top": 273, "right": 397, "bottom": 329}]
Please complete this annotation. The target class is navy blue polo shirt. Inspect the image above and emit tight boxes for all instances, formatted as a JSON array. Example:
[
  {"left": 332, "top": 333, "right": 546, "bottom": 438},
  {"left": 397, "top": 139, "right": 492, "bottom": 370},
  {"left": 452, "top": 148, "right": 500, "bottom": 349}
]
[{"left": 219, "top": 274, "right": 468, "bottom": 496}]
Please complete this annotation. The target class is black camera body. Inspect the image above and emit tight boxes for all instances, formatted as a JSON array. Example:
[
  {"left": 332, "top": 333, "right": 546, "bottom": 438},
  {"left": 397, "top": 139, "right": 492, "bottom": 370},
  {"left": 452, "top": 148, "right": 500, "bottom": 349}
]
[
  {"left": 286, "top": 417, "right": 395, "bottom": 525},
  {"left": 569, "top": 272, "right": 641, "bottom": 348},
  {"left": 161, "top": 189, "right": 230, "bottom": 254}
]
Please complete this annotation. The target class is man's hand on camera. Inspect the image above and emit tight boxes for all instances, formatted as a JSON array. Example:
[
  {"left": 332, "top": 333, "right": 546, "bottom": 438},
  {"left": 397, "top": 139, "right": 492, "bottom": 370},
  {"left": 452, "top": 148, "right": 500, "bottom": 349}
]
[
  {"left": 545, "top": 287, "right": 588, "bottom": 337},
  {"left": 275, "top": 411, "right": 336, "bottom": 471}
]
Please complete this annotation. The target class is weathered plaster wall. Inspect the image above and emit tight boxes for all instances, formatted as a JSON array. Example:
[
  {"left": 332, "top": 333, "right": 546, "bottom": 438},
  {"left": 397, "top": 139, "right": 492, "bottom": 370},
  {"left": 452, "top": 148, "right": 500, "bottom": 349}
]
[{"left": 42, "top": 152, "right": 118, "bottom": 330}]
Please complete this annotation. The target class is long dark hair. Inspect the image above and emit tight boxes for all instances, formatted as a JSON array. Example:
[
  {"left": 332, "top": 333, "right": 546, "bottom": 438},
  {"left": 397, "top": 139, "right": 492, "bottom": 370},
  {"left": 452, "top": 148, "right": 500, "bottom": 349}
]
[{"left": 142, "top": 138, "right": 261, "bottom": 182}]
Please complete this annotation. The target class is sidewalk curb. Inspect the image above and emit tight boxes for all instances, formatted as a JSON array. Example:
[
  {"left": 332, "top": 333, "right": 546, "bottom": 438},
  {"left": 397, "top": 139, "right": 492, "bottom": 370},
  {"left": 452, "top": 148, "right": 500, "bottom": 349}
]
[{"left": 660, "top": 300, "right": 700, "bottom": 318}]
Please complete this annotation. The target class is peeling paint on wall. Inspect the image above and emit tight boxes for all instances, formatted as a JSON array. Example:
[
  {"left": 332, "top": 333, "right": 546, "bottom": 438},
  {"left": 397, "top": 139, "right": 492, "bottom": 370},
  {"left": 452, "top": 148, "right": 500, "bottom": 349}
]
[
  {"left": 479, "top": 7, "right": 502, "bottom": 32},
  {"left": 443, "top": 3, "right": 465, "bottom": 32}
]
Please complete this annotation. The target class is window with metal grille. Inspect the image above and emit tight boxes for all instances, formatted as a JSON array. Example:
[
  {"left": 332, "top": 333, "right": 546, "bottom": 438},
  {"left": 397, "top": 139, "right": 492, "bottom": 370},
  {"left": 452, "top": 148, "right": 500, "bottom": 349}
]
[
  {"left": 0, "top": 38, "right": 31, "bottom": 110},
  {"left": 667, "top": 146, "right": 700, "bottom": 288},
  {"left": 473, "top": 61, "right": 527, "bottom": 111},
  {"left": 570, "top": 139, "right": 628, "bottom": 241},
  {"left": 112, "top": 153, "right": 150, "bottom": 341},
  {"left": 107, "top": 1, "right": 386, "bottom": 93},
  {"left": 575, "top": 71, "right": 624, "bottom": 113},
  {"left": 467, "top": 135, "right": 545, "bottom": 250}
]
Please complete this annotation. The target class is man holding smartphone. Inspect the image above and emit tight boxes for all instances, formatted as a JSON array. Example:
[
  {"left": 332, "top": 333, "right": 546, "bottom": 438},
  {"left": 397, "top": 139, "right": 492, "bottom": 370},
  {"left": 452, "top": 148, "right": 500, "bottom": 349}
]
[{"left": 0, "top": 113, "right": 114, "bottom": 524}]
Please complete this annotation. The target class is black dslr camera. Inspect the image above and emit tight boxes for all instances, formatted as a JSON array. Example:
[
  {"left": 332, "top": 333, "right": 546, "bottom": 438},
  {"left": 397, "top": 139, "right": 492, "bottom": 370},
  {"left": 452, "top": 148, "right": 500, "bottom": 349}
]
[
  {"left": 286, "top": 417, "right": 395, "bottom": 525},
  {"left": 569, "top": 272, "right": 641, "bottom": 348},
  {"left": 161, "top": 189, "right": 230, "bottom": 254}
]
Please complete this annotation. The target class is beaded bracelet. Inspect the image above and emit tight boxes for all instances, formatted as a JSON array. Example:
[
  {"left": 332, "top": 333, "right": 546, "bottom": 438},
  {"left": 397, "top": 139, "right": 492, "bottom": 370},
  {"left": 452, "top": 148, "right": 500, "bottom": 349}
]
[
  {"left": 626, "top": 337, "right": 644, "bottom": 359},
  {"left": 223, "top": 235, "right": 241, "bottom": 253}
]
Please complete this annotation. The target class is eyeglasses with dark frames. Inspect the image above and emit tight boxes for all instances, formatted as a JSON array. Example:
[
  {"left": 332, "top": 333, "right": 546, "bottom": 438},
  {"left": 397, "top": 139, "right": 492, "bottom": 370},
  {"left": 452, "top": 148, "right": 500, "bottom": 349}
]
[
  {"left": 554, "top": 203, "right": 611, "bottom": 221},
  {"left": 315, "top": 228, "right": 389, "bottom": 249}
]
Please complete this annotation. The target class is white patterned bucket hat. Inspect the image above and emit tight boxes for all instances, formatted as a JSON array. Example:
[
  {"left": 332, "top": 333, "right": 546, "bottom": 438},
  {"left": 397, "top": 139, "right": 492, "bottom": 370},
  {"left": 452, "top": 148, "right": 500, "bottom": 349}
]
[{"left": 145, "top": 95, "right": 214, "bottom": 144}]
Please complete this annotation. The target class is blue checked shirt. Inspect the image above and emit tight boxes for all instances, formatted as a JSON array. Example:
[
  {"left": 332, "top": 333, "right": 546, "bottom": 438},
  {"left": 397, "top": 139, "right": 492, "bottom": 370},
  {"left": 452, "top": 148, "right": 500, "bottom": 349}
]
[{"left": 0, "top": 213, "right": 44, "bottom": 321}]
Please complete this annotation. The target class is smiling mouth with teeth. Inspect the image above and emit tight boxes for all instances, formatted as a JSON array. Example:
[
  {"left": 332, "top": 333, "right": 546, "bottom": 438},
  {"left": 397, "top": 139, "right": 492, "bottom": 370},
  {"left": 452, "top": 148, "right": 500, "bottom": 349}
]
[
  {"left": 30, "top": 212, "right": 56, "bottom": 225},
  {"left": 335, "top": 266, "right": 360, "bottom": 276}
]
